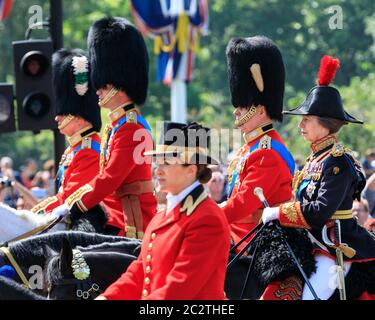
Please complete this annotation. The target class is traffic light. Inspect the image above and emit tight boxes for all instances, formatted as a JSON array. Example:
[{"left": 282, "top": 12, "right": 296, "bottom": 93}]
[
  {"left": 0, "top": 83, "right": 16, "bottom": 133},
  {"left": 13, "top": 39, "right": 56, "bottom": 131}
]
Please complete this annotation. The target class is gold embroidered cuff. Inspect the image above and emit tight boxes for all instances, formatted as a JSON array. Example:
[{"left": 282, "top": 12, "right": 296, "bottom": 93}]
[
  {"left": 31, "top": 196, "right": 59, "bottom": 214},
  {"left": 279, "top": 202, "right": 311, "bottom": 229},
  {"left": 65, "top": 184, "right": 93, "bottom": 211}
]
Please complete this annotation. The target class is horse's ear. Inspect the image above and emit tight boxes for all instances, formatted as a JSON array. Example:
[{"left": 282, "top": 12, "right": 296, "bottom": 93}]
[{"left": 60, "top": 237, "right": 73, "bottom": 276}]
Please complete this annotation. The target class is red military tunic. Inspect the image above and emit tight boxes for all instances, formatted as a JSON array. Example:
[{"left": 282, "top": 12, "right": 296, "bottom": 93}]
[
  {"left": 101, "top": 184, "right": 231, "bottom": 300},
  {"left": 65, "top": 105, "right": 157, "bottom": 237},
  {"left": 31, "top": 129, "right": 123, "bottom": 228},
  {"left": 223, "top": 125, "right": 293, "bottom": 251}
]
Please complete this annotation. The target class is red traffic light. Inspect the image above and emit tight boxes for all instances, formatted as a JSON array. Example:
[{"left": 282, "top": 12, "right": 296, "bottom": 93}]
[{"left": 20, "top": 51, "right": 49, "bottom": 77}]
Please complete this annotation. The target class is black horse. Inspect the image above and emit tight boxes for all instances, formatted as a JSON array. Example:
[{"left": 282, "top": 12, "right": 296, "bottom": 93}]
[
  {"left": 0, "top": 231, "right": 138, "bottom": 295},
  {"left": 0, "top": 276, "right": 46, "bottom": 300},
  {"left": 46, "top": 238, "right": 139, "bottom": 299},
  {"left": 66, "top": 204, "right": 108, "bottom": 233}
]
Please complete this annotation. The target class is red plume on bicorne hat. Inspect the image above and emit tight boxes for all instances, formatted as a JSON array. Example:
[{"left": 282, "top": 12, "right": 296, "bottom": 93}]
[
  {"left": 317, "top": 55, "right": 340, "bottom": 86},
  {"left": 283, "top": 54, "right": 363, "bottom": 124}
]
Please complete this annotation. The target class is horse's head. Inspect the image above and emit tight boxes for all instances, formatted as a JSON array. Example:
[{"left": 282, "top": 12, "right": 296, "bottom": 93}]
[
  {"left": 46, "top": 237, "right": 137, "bottom": 300},
  {"left": 69, "top": 204, "right": 108, "bottom": 233}
]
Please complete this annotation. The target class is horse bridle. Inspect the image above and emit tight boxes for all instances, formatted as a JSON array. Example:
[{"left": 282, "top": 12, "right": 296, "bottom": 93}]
[
  {"left": 48, "top": 277, "right": 102, "bottom": 300},
  {"left": 48, "top": 249, "right": 103, "bottom": 300}
]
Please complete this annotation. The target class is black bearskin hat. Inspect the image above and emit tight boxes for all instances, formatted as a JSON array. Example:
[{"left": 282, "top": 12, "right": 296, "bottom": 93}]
[
  {"left": 52, "top": 49, "right": 101, "bottom": 131},
  {"left": 87, "top": 17, "right": 149, "bottom": 105},
  {"left": 226, "top": 36, "right": 285, "bottom": 122}
]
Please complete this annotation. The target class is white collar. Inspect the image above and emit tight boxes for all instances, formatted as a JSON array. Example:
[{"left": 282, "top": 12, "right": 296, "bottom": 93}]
[{"left": 166, "top": 180, "right": 200, "bottom": 215}]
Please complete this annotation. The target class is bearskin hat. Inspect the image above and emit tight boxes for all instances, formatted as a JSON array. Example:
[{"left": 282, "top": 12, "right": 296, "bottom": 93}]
[
  {"left": 52, "top": 48, "right": 101, "bottom": 131},
  {"left": 87, "top": 17, "right": 149, "bottom": 105},
  {"left": 226, "top": 36, "right": 285, "bottom": 122}
]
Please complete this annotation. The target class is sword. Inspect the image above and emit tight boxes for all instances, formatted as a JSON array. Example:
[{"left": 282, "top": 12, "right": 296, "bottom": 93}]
[{"left": 322, "top": 221, "right": 348, "bottom": 300}]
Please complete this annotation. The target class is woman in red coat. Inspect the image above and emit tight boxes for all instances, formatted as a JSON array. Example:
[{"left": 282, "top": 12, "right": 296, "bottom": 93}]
[{"left": 97, "top": 122, "right": 231, "bottom": 300}]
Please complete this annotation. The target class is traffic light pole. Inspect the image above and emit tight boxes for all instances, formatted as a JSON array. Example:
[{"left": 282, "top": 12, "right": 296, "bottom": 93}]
[{"left": 50, "top": 0, "right": 65, "bottom": 192}]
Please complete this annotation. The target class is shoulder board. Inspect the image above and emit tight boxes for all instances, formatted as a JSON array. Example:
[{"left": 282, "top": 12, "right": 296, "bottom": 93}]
[
  {"left": 258, "top": 135, "right": 272, "bottom": 150},
  {"left": 180, "top": 185, "right": 208, "bottom": 217},
  {"left": 126, "top": 110, "right": 138, "bottom": 124},
  {"left": 331, "top": 143, "right": 346, "bottom": 157},
  {"left": 81, "top": 137, "right": 93, "bottom": 149}
]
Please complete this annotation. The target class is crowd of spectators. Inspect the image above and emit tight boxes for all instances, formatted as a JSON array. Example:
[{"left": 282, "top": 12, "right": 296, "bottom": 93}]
[{"left": 0, "top": 156, "right": 55, "bottom": 210}]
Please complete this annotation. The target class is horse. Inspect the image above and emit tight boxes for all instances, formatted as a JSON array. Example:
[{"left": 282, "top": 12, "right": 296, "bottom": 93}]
[
  {"left": 45, "top": 237, "right": 139, "bottom": 300},
  {"left": 0, "top": 231, "right": 138, "bottom": 295},
  {"left": 0, "top": 202, "right": 108, "bottom": 245},
  {"left": 0, "top": 203, "right": 56, "bottom": 244},
  {"left": 0, "top": 276, "right": 46, "bottom": 300}
]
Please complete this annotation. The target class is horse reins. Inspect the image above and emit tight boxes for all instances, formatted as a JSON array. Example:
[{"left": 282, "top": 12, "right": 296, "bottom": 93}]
[{"left": 0, "top": 246, "right": 31, "bottom": 288}]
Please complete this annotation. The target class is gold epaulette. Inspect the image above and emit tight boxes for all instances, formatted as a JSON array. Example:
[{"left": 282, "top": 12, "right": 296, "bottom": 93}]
[
  {"left": 31, "top": 196, "right": 59, "bottom": 214},
  {"left": 258, "top": 135, "right": 271, "bottom": 150},
  {"left": 65, "top": 184, "right": 93, "bottom": 211},
  {"left": 126, "top": 110, "right": 137, "bottom": 124},
  {"left": 81, "top": 137, "right": 93, "bottom": 149},
  {"left": 331, "top": 143, "right": 346, "bottom": 157},
  {"left": 180, "top": 190, "right": 208, "bottom": 217}
]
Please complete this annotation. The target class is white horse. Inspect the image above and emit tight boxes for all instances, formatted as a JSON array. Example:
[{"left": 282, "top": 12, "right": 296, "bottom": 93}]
[{"left": 0, "top": 203, "right": 57, "bottom": 244}]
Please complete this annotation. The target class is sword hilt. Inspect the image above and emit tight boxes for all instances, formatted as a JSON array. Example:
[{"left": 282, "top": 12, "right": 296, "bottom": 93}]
[{"left": 253, "top": 187, "right": 269, "bottom": 208}]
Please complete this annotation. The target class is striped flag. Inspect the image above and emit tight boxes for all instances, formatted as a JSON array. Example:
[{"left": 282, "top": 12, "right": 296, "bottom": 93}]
[
  {"left": 0, "top": 0, "right": 13, "bottom": 21},
  {"left": 130, "top": 0, "right": 209, "bottom": 86}
]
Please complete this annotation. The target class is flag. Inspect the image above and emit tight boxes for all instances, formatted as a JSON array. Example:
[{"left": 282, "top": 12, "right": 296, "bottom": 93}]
[
  {"left": 130, "top": 0, "right": 209, "bottom": 86},
  {"left": 0, "top": 0, "right": 14, "bottom": 21}
]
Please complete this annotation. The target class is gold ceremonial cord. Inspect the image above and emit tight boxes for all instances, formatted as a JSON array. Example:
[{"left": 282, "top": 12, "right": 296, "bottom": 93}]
[
  {"left": 99, "top": 124, "right": 112, "bottom": 175},
  {"left": 0, "top": 247, "right": 31, "bottom": 288}
]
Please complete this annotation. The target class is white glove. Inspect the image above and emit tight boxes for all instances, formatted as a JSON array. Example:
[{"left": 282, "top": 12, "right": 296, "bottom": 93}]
[
  {"left": 50, "top": 204, "right": 70, "bottom": 220},
  {"left": 262, "top": 207, "right": 280, "bottom": 224}
]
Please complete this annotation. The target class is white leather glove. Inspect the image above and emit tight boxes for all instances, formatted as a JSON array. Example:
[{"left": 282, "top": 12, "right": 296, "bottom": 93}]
[
  {"left": 50, "top": 204, "right": 70, "bottom": 220},
  {"left": 262, "top": 207, "right": 280, "bottom": 224}
]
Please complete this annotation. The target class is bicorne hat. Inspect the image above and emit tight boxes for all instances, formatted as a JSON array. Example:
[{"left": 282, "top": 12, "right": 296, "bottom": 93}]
[{"left": 283, "top": 55, "right": 363, "bottom": 124}]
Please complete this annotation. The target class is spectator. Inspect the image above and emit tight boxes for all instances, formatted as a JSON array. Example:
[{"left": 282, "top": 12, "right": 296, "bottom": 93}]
[
  {"left": 294, "top": 154, "right": 305, "bottom": 171},
  {"left": 364, "top": 218, "right": 375, "bottom": 233},
  {"left": 361, "top": 148, "right": 375, "bottom": 178},
  {"left": 20, "top": 159, "right": 38, "bottom": 189},
  {"left": 0, "top": 156, "right": 21, "bottom": 208},
  {"left": 362, "top": 172, "right": 375, "bottom": 217},
  {"left": 32, "top": 159, "right": 55, "bottom": 196},
  {"left": 206, "top": 170, "right": 227, "bottom": 203},
  {"left": 352, "top": 198, "right": 370, "bottom": 226}
]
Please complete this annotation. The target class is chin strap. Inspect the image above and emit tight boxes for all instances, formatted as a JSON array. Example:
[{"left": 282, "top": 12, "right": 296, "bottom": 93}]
[
  {"left": 98, "top": 87, "right": 119, "bottom": 107},
  {"left": 234, "top": 105, "right": 257, "bottom": 128}
]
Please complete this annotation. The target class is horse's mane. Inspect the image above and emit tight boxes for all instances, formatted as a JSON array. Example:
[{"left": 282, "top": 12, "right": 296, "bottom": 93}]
[
  {"left": 77, "top": 239, "right": 141, "bottom": 256},
  {"left": 0, "top": 276, "right": 46, "bottom": 300},
  {"left": 45, "top": 241, "right": 140, "bottom": 294},
  {"left": 6, "top": 231, "right": 126, "bottom": 265}
]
